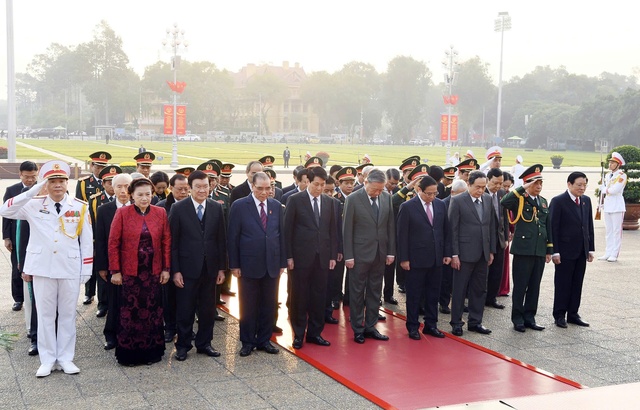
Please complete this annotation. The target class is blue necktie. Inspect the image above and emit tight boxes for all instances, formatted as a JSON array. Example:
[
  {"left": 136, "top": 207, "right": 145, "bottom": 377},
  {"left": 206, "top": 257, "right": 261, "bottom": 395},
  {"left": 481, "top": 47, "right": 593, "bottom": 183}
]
[{"left": 197, "top": 204, "right": 203, "bottom": 221}]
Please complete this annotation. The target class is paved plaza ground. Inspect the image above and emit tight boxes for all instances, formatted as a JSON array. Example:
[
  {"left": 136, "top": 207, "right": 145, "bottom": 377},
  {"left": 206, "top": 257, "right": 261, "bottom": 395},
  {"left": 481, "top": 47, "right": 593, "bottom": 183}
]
[{"left": 0, "top": 165, "right": 639, "bottom": 409}]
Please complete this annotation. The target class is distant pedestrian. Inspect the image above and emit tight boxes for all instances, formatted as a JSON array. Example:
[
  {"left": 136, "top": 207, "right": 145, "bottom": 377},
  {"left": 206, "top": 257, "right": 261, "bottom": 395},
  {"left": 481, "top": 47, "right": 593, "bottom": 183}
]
[
  {"left": 283, "top": 147, "right": 291, "bottom": 168},
  {"left": 138, "top": 145, "right": 146, "bottom": 154}
]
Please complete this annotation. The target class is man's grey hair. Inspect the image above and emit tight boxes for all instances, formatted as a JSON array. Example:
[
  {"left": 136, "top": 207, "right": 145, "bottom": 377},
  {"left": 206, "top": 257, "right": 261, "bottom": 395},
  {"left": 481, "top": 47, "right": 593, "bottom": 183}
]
[
  {"left": 252, "top": 171, "right": 270, "bottom": 185},
  {"left": 130, "top": 172, "right": 145, "bottom": 179},
  {"left": 451, "top": 179, "right": 467, "bottom": 195},
  {"left": 112, "top": 173, "right": 133, "bottom": 186},
  {"left": 246, "top": 160, "right": 263, "bottom": 174},
  {"left": 366, "top": 168, "right": 386, "bottom": 184}
]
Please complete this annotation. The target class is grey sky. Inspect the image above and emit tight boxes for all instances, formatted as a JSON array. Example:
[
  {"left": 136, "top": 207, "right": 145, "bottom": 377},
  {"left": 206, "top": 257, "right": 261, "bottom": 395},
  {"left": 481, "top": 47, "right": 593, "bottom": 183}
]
[{"left": 1, "top": 0, "right": 639, "bottom": 94}]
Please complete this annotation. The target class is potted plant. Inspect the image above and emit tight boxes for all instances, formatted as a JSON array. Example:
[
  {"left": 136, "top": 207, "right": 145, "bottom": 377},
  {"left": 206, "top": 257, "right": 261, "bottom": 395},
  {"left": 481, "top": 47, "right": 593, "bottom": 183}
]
[
  {"left": 609, "top": 145, "right": 640, "bottom": 230},
  {"left": 550, "top": 154, "right": 564, "bottom": 169}
]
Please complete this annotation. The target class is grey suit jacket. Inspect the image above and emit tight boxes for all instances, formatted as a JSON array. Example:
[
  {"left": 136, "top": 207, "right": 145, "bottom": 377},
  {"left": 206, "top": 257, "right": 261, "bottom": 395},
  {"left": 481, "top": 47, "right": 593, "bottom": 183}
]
[
  {"left": 342, "top": 187, "right": 395, "bottom": 264},
  {"left": 448, "top": 191, "right": 496, "bottom": 263}
]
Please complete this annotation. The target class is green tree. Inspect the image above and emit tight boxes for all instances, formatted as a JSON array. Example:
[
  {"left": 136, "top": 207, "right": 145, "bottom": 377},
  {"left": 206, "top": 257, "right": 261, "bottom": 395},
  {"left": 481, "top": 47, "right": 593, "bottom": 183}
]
[{"left": 454, "top": 56, "right": 496, "bottom": 143}]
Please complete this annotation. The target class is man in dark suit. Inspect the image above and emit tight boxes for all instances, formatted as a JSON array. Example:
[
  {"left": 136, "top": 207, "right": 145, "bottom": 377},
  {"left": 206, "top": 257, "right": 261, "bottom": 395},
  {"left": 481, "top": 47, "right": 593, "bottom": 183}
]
[
  {"left": 264, "top": 169, "right": 283, "bottom": 202},
  {"left": 448, "top": 170, "right": 496, "bottom": 337},
  {"left": 550, "top": 171, "right": 594, "bottom": 328},
  {"left": 323, "top": 176, "right": 343, "bottom": 324},
  {"left": 282, "top": 166, "right": 303, "bottom": 195},
  {"left": 485, "top": 168, "right": 509, "bottom": 310},
  {"left": 229, "top": 160, "right": 263, "bottom": 205},
  {"left": 3, "top": 161, "right": 38, "bottom": 311},
  {"left": 343, "top": 168, "right": 396, "bottom": 343},
  {"left": 170, "top": 169, "right": 227, "bottom": 361},
  {"left": 95, "top": 173, "right": 132, "bottom": 351},
  {"left": 383, "top": 168, "right": 400, "bottom": 305},
  {"left": 228, "top": 172, "right": 286, "bottom": 357},
  {"left": 439, "top": 179, "right": 467, "bottom": 313},
  {"left": 281, "top": 168, "right": 310, "bottom": 205},
  {"left": 397, "top": 172, "right": 452, "bottom": 340},
  {"left": 285, "top": 167, "right": 337, "bottom": 349}
]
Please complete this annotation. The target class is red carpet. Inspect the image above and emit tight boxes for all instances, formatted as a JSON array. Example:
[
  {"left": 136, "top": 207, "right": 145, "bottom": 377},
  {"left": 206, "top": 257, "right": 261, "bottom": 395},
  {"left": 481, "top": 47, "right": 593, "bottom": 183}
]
[{"left": 220, "top": 275, "right": 581, "bottom": 409}]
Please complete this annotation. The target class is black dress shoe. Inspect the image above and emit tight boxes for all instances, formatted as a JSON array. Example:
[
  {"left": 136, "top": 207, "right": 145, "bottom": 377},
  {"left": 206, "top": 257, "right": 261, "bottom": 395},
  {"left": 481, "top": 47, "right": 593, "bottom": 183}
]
[
  {"left": 257, "top": 342, "right": 279, "bottom": 354},
  {"left": 216, "top": 299, "right": 226, "bottom": 305},
  {"left": 398, "top": 286, "right": 406, "bottom": 294},
  {"left": 354, "top": 333, "right": 365, "bottom": 344},
  {"left": 12, "top": 302, "right": 23, "bottom": 311},
  {"left": 28, "top": 342, "right": 38, "bottom": 356},
  {"left": 408, "top": 330, "right": 421, "bottom": 340},
  {"left": 525, "top": 322, "right": 545, "bottom": 331},
  {"left": 364, "top": 329, "right": 389, "bottom": 341},
  {"left": 439, "top": 305, "right": 451, "bottom": 314},
  {"left": 306, "top": 336, "right": 330, "bottom": 346},
  {"left": 384, "top": 297, "right": 399, "bottom": 305},
  {"left": 451, "top": 326, "right": 463, "bottom": 336},
  {"left": 468, "top": 324, "right": 492, "bottom": 334},
  {"left": 423, "top": 327, "right": 445, "bottom": 338},
  {"left": 221, "top": 289, "right": 236, "bottom": 296},
  {"left": 96, "top": 309, "right": 107, "bottom": 318},
  {"left": 214, "top": 315, "right": 225, "bottom": 321},
  {"left": 377, "top": 314, "right": 386, "bottom": 321},
  {"left": 272, "top": 325, "right": 283, "bottom": 334},
  {"left": 555, "top": 318, "right": 568, "bottom": 328},
  {"left": 239, "top": 345, "right": 253, "bottom": 357},
  {"left": 567, "top": 317, "right": 590, "bottom": 327},
  {"left": 325, "top": 316, "right": 339, "bottom": 324},
  {"left": 103, "top": 341, "right": 116, "bottom": 350},
  {"left": 83, "top": 296, "right": 93, "bottom": 305},
  {"left": 292, "top": 337, "right": 303, "bottom": 349},
  {"left": 331, "top": 300, "right": 340, "bottom": 310},
  {"left": 487, "top": 301, "right": 505, "bottom": 309},
  {"left": 175, "top": 348, "right": 188, "bottom": 361},
  {"left": 197, "top": 346, "right": 221, "bottom": 357},
  {"left": 514, "top": 324, "right": 526, "bottom": 333},
  {"left": 164, "top": 331, "right": 176, "bottom": 343}
]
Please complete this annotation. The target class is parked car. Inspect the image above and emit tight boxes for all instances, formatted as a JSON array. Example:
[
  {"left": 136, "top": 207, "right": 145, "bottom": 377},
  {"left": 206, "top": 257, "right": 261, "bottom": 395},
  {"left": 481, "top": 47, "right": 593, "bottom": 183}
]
[
  {"left": 408, "top": 139, "right": 423, "bottom": 145},
  {"left": 30, "top": 128, "right": 58, "bottom": 138},
  {"left": 178, "top": 134, "right": 201, "bottom": 141}
]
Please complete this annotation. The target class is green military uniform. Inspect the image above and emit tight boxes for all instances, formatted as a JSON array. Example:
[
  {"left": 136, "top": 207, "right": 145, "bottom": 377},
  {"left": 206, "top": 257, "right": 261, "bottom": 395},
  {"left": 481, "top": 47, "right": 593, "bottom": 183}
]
[{"left": 500, "top": 164, "right": 553, "bottom": 329}]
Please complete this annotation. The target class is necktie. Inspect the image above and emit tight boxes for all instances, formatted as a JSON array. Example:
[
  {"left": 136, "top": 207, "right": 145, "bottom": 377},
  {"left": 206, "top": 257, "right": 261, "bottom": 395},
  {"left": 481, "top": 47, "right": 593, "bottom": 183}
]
[
  {"left": 197, "top": 204, "right": 203, "bottom": 221},
  {"left": 575, "top": 197, "right": 580, "bottom": 206},
  {"left": 426, "top": 203, "right": 433, "bottom": 225},
  {"left": 109, "top": 196, "right": 114, "bottom": 203},
  {"left": 371, "top": 197, "right": 379, "bottom": 221},
  {"left": 260, "top": 202, "right": 267, "bottom": 230},
  {"left": 55, "top": 203, "right": 61, "bottom": 214},
  {"left": 313, "top": 197, "right": 320, "bottom": 226},
  {"left": 475, "top": 198, "right": 483, "bottom": 220}
]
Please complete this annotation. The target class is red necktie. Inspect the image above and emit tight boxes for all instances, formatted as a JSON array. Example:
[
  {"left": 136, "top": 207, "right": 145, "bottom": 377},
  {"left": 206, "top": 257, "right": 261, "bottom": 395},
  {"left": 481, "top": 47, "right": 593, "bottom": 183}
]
[{"left": 575, "top": 197, "right": 580, "bottom": 206}]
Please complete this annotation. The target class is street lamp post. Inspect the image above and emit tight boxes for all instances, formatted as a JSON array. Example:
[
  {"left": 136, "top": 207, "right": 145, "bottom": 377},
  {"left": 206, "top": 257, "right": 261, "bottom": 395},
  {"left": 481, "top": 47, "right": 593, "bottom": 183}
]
[
  {"left": 443, "top": 45, "right": 458, "bottom": 165},
  {"left": 494, "top": 11, "right": 511, "bottom": 143},
  {"left": 162, "top": 23, "right": 188, "bottom": 168}
]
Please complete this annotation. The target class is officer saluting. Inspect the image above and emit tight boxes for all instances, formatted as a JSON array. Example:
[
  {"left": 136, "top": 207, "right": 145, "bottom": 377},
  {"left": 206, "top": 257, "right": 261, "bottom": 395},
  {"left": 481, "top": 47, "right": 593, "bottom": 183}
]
[
  {"left": 76, "top": 151, "right": 111, "bottom": 202},
  {"left": 0, "top": 160, "right": 93, "bottom": 377}
]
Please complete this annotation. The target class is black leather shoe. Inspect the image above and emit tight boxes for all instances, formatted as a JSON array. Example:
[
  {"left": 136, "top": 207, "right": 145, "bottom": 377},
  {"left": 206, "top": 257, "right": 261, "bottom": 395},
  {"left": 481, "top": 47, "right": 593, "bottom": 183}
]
[
  {"left": 103, "top": 341, "right": 116, "bottom": 350},
  {"left": 525, "top": 322, "right": 545, "bottom": 331},
  {"left": 331, "top": 300, "right": 340, "bottom": 310},
  {"left": 398, "top": 286, "right": 406, "bottom": 294},
  {"left": 384, "top": 297, "right": 399, "bottom": 305},
  {"left": 364, "top": 329, "right": 389, "bottom": 341},
  {"left": 377, "top": 314, "right": 386, "bottom": 321},
  {"left": 12, "top": 302, "right": 23, "bottom": 311},
  {"left": 214, "top": 315, "right": 225, "bottom": 321},
  {"left": 175, "top": 348, "right": 188, "bottom": 361},
  {"left": 292, "top": 337, "right": 303, "bottom": 349},
  {"left": 239, "top": 345, "right": 253, "bottom": 357},
  {"left": 221, "top": 289, "right": 236, "bottom": 296},
  {"left": 468, "top": 325, "right": 492, "bottom": 334},
  {"left": 197, "top": 346, "right": 221, "bottom": 357},
  {"left": 514, "top": 324, "right": 526, "bottom": 333},
  {"left": 487, "top": 301, "right": 505, "bottom": 309},
  {"left": 96, "top": 309, "right": 107, "bottom": 318},
  {"left": 28, "top": 342, "right": 38, "bottom": 355},
  {"left": 325, "top": 315, "right": 339, "bottom": 324},
  {"left": 257, "top": 342, "right": 279, "bottom": 354},
  {"left": 83, "top": 296, "right": 93, "bottom": 305},
  {"left": 439, "top": 305, "right": 451, "bottom": 314},
  {"left": 306, "top": 336, "right": 330, "bottom": 346},
  {"left": 555, "top": 318, "right": 568, "bottom": 328},
  {"left": 451, "top": 326, "right": 463, "bottom": 336},
  {"left": 354, "top": 333, "right": 365, "bottom": 344},
  {"left": 567, "top": 317, "right": 590, "bottom": 327},
  {"left": 423, "top": 327, "right": 445, "bottom": 338},
  {"left": 272, "top": 325, "right": 283, "bottom": 334},
  {"left": 216, "top": 299, "right": 226, "bottom": 305},
  {"left": 164, "top": 331, "right": 175, "bottom": 343},
  {"left": 408, "top": 330, "right": 421, "bottom": 340}
]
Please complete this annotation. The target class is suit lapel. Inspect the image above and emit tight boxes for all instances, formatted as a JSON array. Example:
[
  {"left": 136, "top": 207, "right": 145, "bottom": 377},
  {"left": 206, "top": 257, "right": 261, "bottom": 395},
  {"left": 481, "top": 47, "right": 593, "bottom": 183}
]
[
  {"left": 566, "top": 192, "right": 582, "bottom": 222},
  {"left": 415, "top": 197, "right": 431, "bottom": 226},
  {"left": 464, "top": 193, "right": 482, "bottom": 223},
  {"left": 360, "top": 189, "right": 378, "bottom": 224},
  {"left": 247, "top": 196, "right": 265, "bottom": 232}
]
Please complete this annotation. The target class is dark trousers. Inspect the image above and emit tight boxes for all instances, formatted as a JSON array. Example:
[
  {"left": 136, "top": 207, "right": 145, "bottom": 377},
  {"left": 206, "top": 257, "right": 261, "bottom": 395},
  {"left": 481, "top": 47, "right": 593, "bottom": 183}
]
[
  {"left": 325, "top": 261, "right": 341, "bottom": 316},
  {"left": 439, "top": 264, "right": 453, "bottom": 308},
  {"left": 220, "top": 269, "right": 233, "bottom": 293},
  {"left": 163, "top": 280, "right": 177, "bottom": 335},
  {"left": 27, "top": 282, "right": 37, "bottom": 342},
  {"left": 383, "top": 260, "right": 396, "bottom": 301},
  {"left": 450, "top": 260, "right": 488, "bottom": 328},
  {"left": 406, "top": 266, "right": 442, "bottom": 331},
  {"left": 485, "top": 246, "right": 505, "bottom": 304},
  {"left": 103, "top": 276, "right": 121, "bottom": 344},
  {"left": 176, "top": 266, "right": 216, "bottom": 350},
  {"left": 511, "top": 255, "right": 545, "bottom": 325},
  {"left": 238, "top": 274, "right": 278, "bottom": 348},
  {"left": 289, "top": 254, "right": 328, "bottom": 338},
  {"left": 349, "top": 255, "right": 385, "bottom": 334},
  {"left": 396, "top": 261, "right": 407, "bottom": 289},
  {"left": 10, "top": 251, "right": 23, "bottom": 303},
  {"left": 85, "top": 266, "right": 108, "bottom": 310},
  {"left": 553, "top": 255, "right": 587, "bottom": 320}
]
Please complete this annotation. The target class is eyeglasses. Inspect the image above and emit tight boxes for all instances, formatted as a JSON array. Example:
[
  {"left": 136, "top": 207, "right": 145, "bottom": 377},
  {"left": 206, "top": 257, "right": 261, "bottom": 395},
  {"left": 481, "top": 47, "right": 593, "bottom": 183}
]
[{"left": 422, "top": 191, "right": 437, "bottom": 197}]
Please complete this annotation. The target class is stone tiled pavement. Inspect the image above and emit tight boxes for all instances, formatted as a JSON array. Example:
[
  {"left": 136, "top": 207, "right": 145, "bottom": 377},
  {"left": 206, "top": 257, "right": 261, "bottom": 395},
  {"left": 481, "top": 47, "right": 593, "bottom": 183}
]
[{"left": 0, "top": 167, "right": 639, "bottom": 409}]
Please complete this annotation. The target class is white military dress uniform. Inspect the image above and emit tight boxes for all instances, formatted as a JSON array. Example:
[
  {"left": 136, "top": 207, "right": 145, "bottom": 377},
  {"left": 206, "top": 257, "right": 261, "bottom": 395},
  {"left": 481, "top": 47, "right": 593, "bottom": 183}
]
[
  {"left": 0, "top": 161, "right": 93, "bottom": 377},
  {"left": 599, "top": 152, "right": 627, "bottom": 262}
]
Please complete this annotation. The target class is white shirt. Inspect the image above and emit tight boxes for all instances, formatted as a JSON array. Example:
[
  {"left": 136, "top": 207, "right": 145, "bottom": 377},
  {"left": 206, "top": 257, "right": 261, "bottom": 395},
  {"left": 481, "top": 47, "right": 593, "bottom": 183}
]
[
  {"left": 307, "top": 190, "right": 321, "bottom": 214},
  {"left": 252, "top": 193, "right": 267, "bottom": 215},
  {"left": 191, "top": 196, "right": 206, "bottom": 215},
  {"left": 418, "top": 196, "right": 433, "bottom": 221}
]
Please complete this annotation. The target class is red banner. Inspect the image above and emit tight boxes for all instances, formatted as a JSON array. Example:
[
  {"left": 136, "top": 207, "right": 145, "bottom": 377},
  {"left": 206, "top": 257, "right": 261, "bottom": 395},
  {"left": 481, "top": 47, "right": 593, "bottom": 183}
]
[
  {"left": 163, "top": 105, "right": 173, "bottom": 135},
  {"left": 440, "top": 114, "right": 458, "bottom": 141},
  {"left": 163, "top": 105, "right": 187, "bottom": 135}
]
